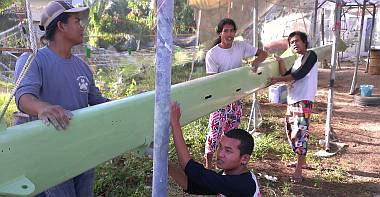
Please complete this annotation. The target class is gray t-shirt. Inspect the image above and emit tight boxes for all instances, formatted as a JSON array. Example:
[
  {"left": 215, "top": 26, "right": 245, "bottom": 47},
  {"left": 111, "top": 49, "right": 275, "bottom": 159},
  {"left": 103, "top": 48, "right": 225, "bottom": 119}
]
[{"left": 15, "top": 46, "right": 109, "bottom": 114}]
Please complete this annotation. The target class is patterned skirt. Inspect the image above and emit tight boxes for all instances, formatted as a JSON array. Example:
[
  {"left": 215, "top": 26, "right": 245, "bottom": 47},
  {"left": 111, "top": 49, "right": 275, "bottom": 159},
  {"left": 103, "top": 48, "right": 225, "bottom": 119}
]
[
  {"left": 205, "top": 100, "right": 243, "bottom": 155},
  {"left": 285, "top": 100, "right": 313, "bottom": 155}
]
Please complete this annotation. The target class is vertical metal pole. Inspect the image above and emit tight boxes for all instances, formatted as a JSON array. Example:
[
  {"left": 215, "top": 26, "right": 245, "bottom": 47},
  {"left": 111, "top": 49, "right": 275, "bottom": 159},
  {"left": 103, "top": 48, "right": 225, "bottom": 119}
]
[
  {"left": 227, "top": 0, "right": 231, "bottom": 18},
  {"left": 325, "top": 0, "right": 342, "bottom": 152},
  {"left": 196, "top": 10, "right": 202, "bottom": 47},
  {"left": 252, "top": 0, "right": 258, "bottom": 47},
  {"left": 321, "top": 8, "right": 325, "bottom": 45},
  {"left": 188, "top": 9, "right": 202, "bottom": 80},
  {"left": 152, "top": 0, "right": 173, "bottom": 195},
  {"left": 26, "top": 0, "right": 37, "bottom": 52},
  {"left": 247, "top": 0, "right": 259, "bottom": 132},
  {"left": 312, "top": 0, "right": 318, "bottom": 47},
  {"left": 252, "top": 0, "right": 259, "bottom": 129},
  {"left": 365, "top": 6, "right": 376, "bottom": 73},
  {"left": 349, "top": 0, "right": 367, "bottom": 94},
  {"left": 337, "top": 52, "right": 341, "bottom": 70}
]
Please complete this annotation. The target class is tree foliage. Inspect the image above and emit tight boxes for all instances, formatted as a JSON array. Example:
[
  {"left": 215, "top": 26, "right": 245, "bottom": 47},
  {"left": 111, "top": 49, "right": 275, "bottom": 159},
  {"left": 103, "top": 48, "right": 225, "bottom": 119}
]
[
  {"left": 87, "top": 0, "right": 153, "bottom": 48},
  {"left": 0, "top": 0, "right": 13, "bottom": 12},
  {"left": 0, "top": 0, "right": 23, "bottom": 13},
  {"left": 0, "top": 0, "right": 24, "bottom": 31},
  {"left": 174, "top": 0, "right": 196, "bottom": 34},
  {"left": 87, "top": 0, "right": 195, "bottom": 48}
]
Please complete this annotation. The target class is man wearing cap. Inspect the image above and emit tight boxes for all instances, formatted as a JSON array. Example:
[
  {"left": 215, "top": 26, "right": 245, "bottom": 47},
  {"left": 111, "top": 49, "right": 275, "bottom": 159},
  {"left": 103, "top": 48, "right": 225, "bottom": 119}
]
[{"left": 14, "top": 1, "right": 109, "bottom": 196}]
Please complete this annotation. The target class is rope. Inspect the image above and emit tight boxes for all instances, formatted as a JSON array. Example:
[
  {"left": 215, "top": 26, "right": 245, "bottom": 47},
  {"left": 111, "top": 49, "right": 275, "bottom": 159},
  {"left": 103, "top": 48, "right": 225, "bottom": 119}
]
[
  {"left": 0, "top": 0, "right": 38, "bottom": 123},
  {"left": 25, "top": 0, "right": 37, "bottom": 53}
]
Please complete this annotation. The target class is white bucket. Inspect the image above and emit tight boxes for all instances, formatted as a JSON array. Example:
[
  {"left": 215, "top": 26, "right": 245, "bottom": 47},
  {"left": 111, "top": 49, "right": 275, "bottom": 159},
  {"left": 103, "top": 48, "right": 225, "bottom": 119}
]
[{"left": 269, "top": 84, "right": 288, "bottom": 104}]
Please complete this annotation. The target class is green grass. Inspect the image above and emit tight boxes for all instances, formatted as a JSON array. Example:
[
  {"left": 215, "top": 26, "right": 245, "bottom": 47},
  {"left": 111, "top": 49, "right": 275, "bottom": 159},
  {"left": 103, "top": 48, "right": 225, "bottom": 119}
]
[
  {"left": 251, "top": 113, "right": 294, "bottom": 161},
  {"left": 173, "top": 115, "right": 209, "bottom": 161},
  {"left": 280, "top": 181, "right": 293, "bottom": 195},
  {"left": 173, "top": 46, "right": 196, "bottom": 65},
  {"left": 256, "top": 89, "right": 269, "bottom": 103},
  {"left": 311, "top": 113, "right": 325, "bottom": 124},
  {"left": 253, "top": 132, "right": 294, "bottom": 161},
  {"left": 0, "top": 81, "right": 14, "bottom": 91},
  {"left": 0, "top": 93, "right": 17, "bottom": 127},
  {"left": 95, "top": 153, "right": 153, "bottom": 196},
  {"left": 314, "top": 166, "right": 348, "bottom": 183}
]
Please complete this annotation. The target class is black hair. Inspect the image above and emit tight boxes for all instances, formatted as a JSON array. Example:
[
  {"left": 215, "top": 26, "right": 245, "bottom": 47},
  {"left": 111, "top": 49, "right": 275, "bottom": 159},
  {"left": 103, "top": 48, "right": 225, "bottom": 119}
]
[
  {"left": 224, "top": 129, "right": 254, "bottom": 156},
  {"left": 287, "top": 31, "right": 308, "bottom": 48},
  {"left": 40, "top": 12, "right": 70, "bottom": 44},
  {"left": 212, "top": 18, "right": 237, "bottom": 47}
]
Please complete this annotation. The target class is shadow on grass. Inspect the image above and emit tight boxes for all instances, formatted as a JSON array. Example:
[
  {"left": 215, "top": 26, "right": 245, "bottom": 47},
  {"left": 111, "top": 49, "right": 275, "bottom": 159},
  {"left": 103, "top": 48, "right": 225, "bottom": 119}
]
[
  {"left": 347, "top": 170, "right": 380, "bottom": 179},
  {"left": 259, "top": 175, "right": 380, "bottom": 197}
]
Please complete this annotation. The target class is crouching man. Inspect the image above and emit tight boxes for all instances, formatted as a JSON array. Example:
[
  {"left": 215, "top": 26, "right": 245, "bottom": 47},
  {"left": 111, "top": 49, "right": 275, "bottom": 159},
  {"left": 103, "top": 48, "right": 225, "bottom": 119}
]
[{"left": 169, "top": 102, "right": 260, "bottom": 196}]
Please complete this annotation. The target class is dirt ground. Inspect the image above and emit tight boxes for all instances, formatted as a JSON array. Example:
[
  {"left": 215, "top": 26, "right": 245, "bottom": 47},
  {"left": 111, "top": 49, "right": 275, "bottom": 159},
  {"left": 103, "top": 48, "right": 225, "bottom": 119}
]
[{"left": 252, "top": 60, "right": 380, "bottom": 197}]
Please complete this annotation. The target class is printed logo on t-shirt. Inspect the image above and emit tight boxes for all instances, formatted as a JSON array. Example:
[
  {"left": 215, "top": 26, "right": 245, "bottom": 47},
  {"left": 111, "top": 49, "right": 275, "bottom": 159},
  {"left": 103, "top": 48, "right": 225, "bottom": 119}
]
[{"left": 77, "top": 76, "right": 89, "bottom": 93}]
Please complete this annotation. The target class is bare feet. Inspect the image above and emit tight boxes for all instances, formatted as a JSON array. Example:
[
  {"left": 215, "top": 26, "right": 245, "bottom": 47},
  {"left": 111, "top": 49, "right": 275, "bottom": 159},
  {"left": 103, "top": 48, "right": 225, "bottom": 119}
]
[{"left": 291, "top": 155, "right": 305, "bottom": 183}]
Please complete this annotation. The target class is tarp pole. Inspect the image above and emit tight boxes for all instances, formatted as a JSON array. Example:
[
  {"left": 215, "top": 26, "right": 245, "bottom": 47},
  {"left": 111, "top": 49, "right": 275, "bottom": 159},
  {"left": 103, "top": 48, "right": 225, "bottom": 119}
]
[
  {"left": 152, "top": 0, "right": 173, "bottom": 195},
  {"left": 365, "top": 5, "right": 376, "bottom": 73},
  {"left": 253, "top": 0, "right": 259, "bottom": 127},
  {"left": 247, "top": 0, "right": 260, "bottom": 133},
  {"left": 188, "top": 9, "right": 202, "bottom": 80},
  {"left": 312, "top": 0, "right": 318, "bottom": 47},
  {"left": 252, "top": 0, "right": 258, "bottom": 47},
  {"left": 321, "top": 8, "right": 325, "bottom": 46},
  {"left": 196, "top": 9, "right": 202, "bottom": 47},
  {"left": 325, "top": 0, "right": 342, "bottom": 152},
  {"left": 349, "top": 0, "right": 367, "bottom": 95}
]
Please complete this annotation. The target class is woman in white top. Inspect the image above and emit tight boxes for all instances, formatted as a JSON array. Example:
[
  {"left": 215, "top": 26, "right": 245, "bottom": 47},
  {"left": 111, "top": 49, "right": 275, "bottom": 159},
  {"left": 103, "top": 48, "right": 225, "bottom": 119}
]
[{"left": 268, "top": 31, "right": 318, "bottom": 183}]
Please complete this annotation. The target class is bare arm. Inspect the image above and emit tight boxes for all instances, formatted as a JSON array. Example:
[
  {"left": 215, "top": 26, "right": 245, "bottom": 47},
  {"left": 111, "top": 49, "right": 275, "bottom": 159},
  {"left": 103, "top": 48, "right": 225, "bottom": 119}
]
[
  {"left": 275, "top": 55, "right": 288, "bottom": 76},
  {"left": 19, "top": 94, "right": 72, "bottom": 130},
  {"left": 170, "top": 102, "right": 191, "bottom": 169},
  {"left": 168, "top": 162, "right": 188, "bottom": 190},
  {"left": 268, "top": 75, "right": 294, "bottom": 85},
  {"left": 251, "top": 48, "right": 268, "bottom": 71},
  {"left": 268, "top": 56, "right": 294, "bottom": 85}
]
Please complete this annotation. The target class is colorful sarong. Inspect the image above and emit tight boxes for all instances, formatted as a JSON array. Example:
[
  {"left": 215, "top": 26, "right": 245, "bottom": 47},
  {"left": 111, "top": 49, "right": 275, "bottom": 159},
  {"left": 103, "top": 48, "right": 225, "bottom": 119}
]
[
  {"left": 205, "top": 100, "right": 243, "bottom": 155},
  {"left": 285, "top": 100, "right": 313, "bottom": 155}
]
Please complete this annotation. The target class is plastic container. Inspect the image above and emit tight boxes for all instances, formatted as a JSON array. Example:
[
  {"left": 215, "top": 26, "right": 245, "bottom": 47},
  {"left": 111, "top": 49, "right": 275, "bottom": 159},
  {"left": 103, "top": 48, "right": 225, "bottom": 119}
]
[
  {"left": 360, "top": 84, "right": 374, "bottom": 97},
  {"left": 269, "top": 84, "right": 288, "bottom": 104}
]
